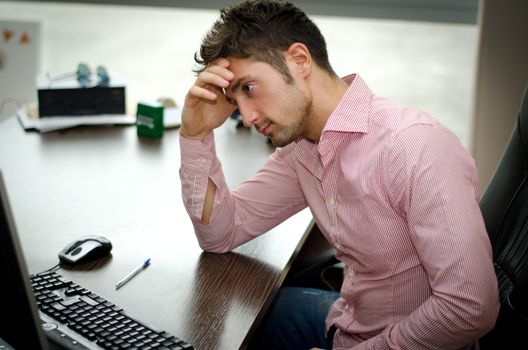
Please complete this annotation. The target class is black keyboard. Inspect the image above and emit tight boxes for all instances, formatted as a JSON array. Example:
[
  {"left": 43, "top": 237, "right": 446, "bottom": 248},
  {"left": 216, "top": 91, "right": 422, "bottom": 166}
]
[{"left": 30, "top": 271, "right": 193, "bottom": 350}]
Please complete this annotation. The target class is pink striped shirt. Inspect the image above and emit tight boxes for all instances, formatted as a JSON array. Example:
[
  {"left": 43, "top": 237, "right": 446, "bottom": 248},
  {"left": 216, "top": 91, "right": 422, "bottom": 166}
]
[{"left": 179, "top": 74, "right": 499, "bottom": 349}]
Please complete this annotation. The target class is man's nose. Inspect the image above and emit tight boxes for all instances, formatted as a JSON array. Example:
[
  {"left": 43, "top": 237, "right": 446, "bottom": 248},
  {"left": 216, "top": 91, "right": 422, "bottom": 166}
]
[{"left": 238, "top": 104, "right": 259, "bottom": 127}]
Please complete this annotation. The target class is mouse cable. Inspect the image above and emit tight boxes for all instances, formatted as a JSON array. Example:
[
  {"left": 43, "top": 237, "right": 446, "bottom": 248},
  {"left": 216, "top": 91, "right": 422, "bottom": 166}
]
[{"left": 40, "top": 262, "right": 61, "bottom": 274}]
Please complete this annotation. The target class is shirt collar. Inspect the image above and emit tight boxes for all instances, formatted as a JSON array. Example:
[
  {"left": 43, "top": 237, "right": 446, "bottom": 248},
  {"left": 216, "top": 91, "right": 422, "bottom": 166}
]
[
  {"left": 322, "top": 74, "right": 372, "bottom": 135},
  {"left": 294, "top": 74, "right": 373, "bottom": 172}
]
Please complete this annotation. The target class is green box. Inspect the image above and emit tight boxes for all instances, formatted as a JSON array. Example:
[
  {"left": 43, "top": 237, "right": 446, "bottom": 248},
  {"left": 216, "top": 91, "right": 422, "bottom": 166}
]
[{"left": 136, "top": 101, "right": 164, "bottom": 138}]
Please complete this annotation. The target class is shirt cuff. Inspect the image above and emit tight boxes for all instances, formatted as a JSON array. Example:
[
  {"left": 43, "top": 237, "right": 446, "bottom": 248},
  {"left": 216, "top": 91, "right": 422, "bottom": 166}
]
[{"left": 179, "top": 131, "right": 216, "bottom": 174}]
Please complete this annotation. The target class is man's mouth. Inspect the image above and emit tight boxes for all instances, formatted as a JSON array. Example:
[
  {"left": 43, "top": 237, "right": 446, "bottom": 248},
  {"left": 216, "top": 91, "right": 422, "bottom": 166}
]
[{"left": 258, "top": 123, "right": 272, "bottom": 136}]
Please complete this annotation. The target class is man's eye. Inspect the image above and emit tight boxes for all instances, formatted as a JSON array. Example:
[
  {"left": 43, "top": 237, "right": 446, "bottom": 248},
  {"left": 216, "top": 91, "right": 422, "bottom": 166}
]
[{"left": 242, "top": 84, "right": 254, "bottom": 94}]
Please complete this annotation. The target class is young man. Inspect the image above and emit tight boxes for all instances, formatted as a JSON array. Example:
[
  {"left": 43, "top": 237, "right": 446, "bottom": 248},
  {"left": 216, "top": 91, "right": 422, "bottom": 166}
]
[{"left": 178, "top": 1, "right": 499, "bottom": 349}]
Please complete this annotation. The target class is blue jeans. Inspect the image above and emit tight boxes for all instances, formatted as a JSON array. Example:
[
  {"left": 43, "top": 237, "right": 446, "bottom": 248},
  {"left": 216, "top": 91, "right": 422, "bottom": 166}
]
[{"left": 249, "top": 287, "right": 340, "bottom": 350}]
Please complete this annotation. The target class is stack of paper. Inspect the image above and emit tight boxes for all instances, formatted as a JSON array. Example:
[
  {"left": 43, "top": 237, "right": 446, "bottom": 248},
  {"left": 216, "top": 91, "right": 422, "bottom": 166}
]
[
  {"left": 16, "top": 107, "right": 135, "bottom": 133},
  {"left": 16, "top": 105, "right": 182, "bottom": 133}
]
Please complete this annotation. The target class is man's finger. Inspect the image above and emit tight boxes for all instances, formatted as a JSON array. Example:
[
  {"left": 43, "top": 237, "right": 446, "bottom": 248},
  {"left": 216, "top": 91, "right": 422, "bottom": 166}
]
[
  {"left": 204, "top": 64, "right": 235, "bottom": 82},
  {"left": 196, "top": 71, "right": 231, "bottom": 89},
  {"left": 215, "top": 58, "right": 230, "bottom": 68},
  {"left": 189, "top": 85, "right": 218, "bottom": 101}
]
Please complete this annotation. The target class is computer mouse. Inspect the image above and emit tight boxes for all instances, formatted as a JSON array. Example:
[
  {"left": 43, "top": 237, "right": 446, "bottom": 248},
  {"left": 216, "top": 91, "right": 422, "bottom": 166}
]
[{"left": 58, "top": 235, "right": 112, "bottom": 265}]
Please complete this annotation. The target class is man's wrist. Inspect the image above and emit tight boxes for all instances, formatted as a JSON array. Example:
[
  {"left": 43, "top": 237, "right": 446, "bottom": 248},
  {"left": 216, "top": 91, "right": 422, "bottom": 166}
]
[{"left": 179, "top": 127, "right": 211, "bottom": 142}]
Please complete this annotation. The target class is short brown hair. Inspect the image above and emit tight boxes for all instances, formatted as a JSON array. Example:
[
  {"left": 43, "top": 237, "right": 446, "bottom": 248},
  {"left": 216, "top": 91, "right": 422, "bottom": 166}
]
[{"left": 194, "top": 0, "right": 335, "bottom": 82}]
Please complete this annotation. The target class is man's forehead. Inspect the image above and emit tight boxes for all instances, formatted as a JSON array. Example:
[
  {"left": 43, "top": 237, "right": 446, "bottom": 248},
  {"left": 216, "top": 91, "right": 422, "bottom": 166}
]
[
  {"left": 224, "top": 56, "right": 255, "bottom": 70},
  {"left": 222, "top": 57, "right": 276, "bottom": 98}
]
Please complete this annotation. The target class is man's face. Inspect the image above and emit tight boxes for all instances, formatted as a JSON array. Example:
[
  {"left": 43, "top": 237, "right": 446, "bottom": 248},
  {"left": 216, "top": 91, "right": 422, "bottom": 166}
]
[{"left": 224, "top": 57, "right": 313, "bottom": 147}]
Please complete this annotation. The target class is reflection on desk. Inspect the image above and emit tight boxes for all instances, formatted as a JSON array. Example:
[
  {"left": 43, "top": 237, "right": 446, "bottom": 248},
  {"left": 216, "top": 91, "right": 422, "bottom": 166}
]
[{"left": 0, "top": 116, "right": 313, "bottom": 350}]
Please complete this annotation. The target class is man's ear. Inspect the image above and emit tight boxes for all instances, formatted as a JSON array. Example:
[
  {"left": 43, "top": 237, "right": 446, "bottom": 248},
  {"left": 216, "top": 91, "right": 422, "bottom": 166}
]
[{"left": 285, "top": 43, "right": 312, "bottom": 78}]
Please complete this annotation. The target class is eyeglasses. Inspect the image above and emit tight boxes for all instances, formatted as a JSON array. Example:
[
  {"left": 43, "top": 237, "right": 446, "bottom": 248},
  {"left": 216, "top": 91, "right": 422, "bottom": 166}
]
[
  {"left": 76, "top": 63, "right": 109, "bottom": 87},
  {"left": 47, "top": 63, "right": 110, "bottom": 87}
]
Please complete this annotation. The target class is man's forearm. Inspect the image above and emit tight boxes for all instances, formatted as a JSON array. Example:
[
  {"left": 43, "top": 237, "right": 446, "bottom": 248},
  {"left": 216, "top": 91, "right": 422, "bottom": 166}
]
[{"left": 201, "top": 178, "right": 216, "bottom": 224}]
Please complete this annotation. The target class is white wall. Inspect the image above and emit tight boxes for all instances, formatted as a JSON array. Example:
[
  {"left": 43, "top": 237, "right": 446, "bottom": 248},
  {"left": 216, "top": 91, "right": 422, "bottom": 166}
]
[{"left": 470, "top": 0, "right": 528, "bottom": 190}]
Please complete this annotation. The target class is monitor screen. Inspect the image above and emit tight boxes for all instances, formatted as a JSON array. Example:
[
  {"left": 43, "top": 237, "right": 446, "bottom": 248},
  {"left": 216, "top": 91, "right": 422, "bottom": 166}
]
[{"left": 0, "top": 171, "right": 48, "bottom": 349}]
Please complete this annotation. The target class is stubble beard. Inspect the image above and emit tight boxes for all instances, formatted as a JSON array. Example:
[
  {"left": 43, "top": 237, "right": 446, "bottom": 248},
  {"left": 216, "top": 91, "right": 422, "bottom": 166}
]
[{"left": 269, "top": 87, "right": 313, "bottom": 148}]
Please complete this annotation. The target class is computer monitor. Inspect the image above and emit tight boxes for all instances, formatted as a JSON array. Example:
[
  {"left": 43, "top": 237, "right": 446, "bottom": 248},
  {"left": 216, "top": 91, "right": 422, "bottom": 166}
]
[{"left": 0, "top": 170, "right": 49, "bottom": 349}]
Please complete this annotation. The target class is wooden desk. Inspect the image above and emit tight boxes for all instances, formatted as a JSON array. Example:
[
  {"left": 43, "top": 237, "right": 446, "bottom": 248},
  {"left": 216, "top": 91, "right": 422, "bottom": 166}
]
[{"left": 0, "top": 116, "right": 313, "bottom": 350}]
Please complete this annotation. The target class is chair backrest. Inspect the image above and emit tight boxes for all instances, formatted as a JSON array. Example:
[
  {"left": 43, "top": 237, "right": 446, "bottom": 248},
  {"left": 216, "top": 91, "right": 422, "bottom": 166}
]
[{"left": 479, "top": 83, "right": 528, "bottom": 349}]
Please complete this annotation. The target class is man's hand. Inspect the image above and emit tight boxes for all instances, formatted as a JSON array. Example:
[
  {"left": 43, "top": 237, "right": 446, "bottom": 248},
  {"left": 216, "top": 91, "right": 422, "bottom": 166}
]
[{"left": 180, "top": 58, "right": 236, "bottom": 141}]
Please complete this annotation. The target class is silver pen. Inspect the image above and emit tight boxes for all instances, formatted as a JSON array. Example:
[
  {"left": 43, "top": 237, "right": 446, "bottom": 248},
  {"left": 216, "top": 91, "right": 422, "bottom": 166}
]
[{"left": 115, "top": 258, "right": 151, "bottom": 290}]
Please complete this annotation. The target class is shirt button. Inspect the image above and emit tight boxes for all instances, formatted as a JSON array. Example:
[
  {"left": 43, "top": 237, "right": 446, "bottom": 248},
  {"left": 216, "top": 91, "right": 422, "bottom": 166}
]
[
  {"left": 328, "top": 197, "right": 336, "bottom": 206},
  {"left": 198, "top": 158, "right": 207, "bottom": 164},
  {"left": 345, "top": 304, "right": 355, "bottom": 314},
  {"left": 348, "top": 270, "right": 356, "bottom": 278},
  {"left": 335, "top": 242, "right": 344, "bottom": 251}
]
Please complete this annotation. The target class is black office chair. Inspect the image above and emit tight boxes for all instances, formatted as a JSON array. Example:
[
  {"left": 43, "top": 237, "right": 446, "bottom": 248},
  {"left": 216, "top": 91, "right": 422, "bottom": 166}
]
[
  {"left": 284, "top": 224, "right": 342, "bottom": 291},
  {"left": 478, "top": 83, "right": 528, "bottom": 349}
]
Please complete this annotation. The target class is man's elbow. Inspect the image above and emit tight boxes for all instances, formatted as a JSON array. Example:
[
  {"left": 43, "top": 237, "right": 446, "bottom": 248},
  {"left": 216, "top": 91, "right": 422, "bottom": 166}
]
[
  {"left": 198, "top": 242, "right": 231, "bottom": 254},
  {"left": 196, "top": 236, "right": 233, "bottom": 253},
  {"left": 482, "top": 279, "right": 500, "bottom": 334},
  {"left": 475, "top": 304, "right": 499, "bottom": 337},
  {"left": 464, "top": 291, "right": 500, "bottom": 338}
]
